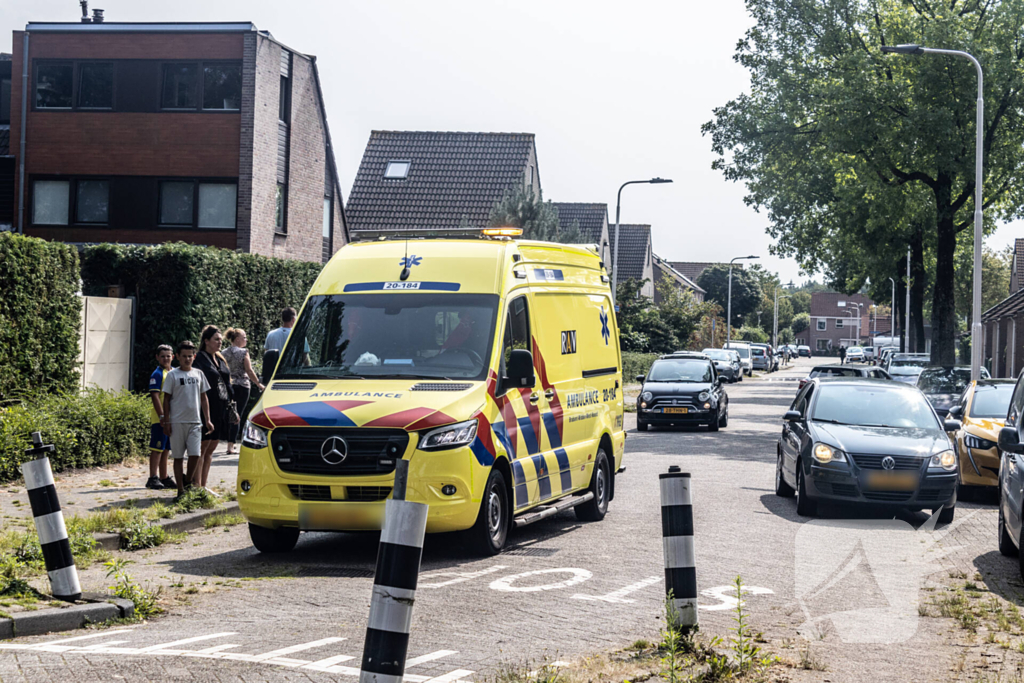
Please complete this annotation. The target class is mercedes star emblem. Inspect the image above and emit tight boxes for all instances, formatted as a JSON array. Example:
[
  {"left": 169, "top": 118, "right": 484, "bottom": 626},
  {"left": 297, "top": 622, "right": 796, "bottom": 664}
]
[
  {"left": 881, "top": 456, "right": 896, "bottom": 471},
  {"left": 320, "top": 436, "right": 348, "bottom": 465}
]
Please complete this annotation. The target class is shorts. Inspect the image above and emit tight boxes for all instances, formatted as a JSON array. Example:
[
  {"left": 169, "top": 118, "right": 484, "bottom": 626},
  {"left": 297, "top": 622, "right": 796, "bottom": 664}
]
[
  {"left": 169, "top": 423, "right": 202, "bottom": 459},
  {"left": 149, "top": 423, "right": 170, "bottom": 452}
]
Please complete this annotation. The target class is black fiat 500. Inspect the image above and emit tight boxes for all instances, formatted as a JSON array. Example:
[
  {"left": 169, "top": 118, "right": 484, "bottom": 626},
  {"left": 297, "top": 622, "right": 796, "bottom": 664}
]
[
  {"left": 775, "top": 377, "right": 961, "bottom": 522},
  {"left": 635, "top": 353, "right": 729, "bottom": 432}
]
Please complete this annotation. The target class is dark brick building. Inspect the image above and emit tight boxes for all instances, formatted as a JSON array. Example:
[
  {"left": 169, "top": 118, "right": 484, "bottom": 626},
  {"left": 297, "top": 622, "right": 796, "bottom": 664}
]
[{"left": 8, "top": 20, "right": 346, "bottom": 262}]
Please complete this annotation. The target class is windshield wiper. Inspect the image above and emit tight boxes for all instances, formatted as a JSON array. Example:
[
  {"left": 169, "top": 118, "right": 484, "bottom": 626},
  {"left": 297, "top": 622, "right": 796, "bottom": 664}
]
[{"left": 813, "top": 418, "right": 854, "bottom": 426}]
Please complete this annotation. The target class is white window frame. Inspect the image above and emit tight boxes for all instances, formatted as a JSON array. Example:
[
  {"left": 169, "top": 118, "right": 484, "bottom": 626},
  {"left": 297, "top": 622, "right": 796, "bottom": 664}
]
[
  {"left": 835, "top": 318, "right": 844, "bottom": 328},
  {"left": 816, "top": 319, "right": 827, "bottom": 331}
]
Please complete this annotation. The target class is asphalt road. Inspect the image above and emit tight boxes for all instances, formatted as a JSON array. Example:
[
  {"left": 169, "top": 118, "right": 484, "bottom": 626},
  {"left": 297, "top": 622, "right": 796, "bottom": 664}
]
[{"left": 1, "top": 357, "right": 1017, "bottom": 682}]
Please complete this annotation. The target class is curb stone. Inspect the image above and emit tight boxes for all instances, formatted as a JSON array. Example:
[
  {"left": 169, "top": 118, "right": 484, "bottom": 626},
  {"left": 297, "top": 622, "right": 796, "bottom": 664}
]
[
  {"left": 0, "top": 595, "right": 134, "bottom": 639},
  {"left": 94, "top": 501, "right": 241, "bottom": 551}
]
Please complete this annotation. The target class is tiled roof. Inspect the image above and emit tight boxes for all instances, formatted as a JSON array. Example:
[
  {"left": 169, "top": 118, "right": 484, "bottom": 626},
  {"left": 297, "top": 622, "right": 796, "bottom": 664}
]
[
  {"left": 346, "top": 131, "right": 535, "bottom": 233},
  {"left": 809, "top": 292, "right": 875, "bottom": 317},
  {"left": 0, "top": 126, "right": 8, "bottom": 157},
  {"left": 669, "top": 261, "right": 736, "bottom": 283},
  {"left": 610, "top": 224, "right": 650, "bottom": 282},
  {"left": 653, "top": 254, "right": 706, "bottom": 294},
  {"left": 553, "top": 202, "right": 607, "bottom": 243},
  {"left": 983, "top": 286, "right": 1024, "bottom": 323}
]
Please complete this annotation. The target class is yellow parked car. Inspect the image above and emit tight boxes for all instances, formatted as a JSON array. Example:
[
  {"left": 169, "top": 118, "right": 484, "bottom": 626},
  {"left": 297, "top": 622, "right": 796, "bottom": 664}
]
[{"left": 949, "top": 379, "right": 1016, "bottom": 493}]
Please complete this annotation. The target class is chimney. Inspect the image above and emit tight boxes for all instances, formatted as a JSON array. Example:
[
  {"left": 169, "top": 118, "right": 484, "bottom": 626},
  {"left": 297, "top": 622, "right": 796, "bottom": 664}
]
[
  {"left": 80, "top": 0, "right": 92, "bottom": 22},
  {"left": 92, "top": 8, "right": 104, "bottom": 23}
]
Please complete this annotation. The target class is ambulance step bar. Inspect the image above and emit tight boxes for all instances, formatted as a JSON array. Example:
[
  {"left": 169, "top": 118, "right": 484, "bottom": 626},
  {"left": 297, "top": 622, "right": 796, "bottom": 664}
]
[{"left": 513, "top": 492, "right": 594, "bottom": 528}]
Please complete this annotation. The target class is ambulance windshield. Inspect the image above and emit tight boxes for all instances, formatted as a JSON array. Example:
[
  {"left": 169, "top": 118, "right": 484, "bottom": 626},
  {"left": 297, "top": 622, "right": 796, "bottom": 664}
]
[{"left": 275, "top": 293, "right": 500, "bottom": 381}]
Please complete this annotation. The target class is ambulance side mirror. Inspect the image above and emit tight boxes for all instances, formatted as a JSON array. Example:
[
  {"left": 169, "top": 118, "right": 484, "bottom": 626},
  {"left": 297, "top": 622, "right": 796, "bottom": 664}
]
[
  {"left": 262, "top": 349, "right": 280, "bottom": 385},
  {"left": 505, "top": 349, "right": 536, "bottom": 389}
]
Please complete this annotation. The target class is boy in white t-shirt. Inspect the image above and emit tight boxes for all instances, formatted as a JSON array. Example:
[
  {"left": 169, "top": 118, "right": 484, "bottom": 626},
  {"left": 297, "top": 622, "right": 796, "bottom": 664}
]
[{"left": 160, "top": 340, "right": 214, "bottom": 498}]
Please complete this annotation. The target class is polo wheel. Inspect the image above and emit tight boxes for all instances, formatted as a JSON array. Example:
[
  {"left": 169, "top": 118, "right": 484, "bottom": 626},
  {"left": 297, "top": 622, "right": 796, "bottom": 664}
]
[
  {"left": 795, "top": 463, "right": 817, "bottom": 517},
  {"left": 999, "top": 501, "right": 1017, "bottom": 557},
  {"left": 467, "top": 469, "right": 510, "bottom": 556},
  {"left": 775, "top": 450, "right": 795, "bottom": 498},
  {"left": 934, "top": 504, "right": 955, "bottom": 525},
  {"left": 249, "top": 523, "right": 299, "bottom": 553},
  {"left": 576, "top": 449, "right": 610, "bottom": 522}
]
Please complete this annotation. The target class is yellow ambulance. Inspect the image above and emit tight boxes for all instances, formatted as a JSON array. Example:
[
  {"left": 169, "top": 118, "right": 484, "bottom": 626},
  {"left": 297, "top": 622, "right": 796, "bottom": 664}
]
[{"left": 237, "top": 231, "right": 625, "bottom": 555}]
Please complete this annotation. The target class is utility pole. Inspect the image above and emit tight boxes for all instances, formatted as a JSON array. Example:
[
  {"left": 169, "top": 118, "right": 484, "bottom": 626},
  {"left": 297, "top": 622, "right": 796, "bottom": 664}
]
[{"left": 905, "top": 248, "right": 911, "bottom": 353}]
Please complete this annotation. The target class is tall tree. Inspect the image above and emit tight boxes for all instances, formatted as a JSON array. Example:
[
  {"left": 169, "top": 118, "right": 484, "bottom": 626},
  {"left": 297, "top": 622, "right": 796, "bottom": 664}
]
[
  {"left": 703, "top": 0, "right": 1024, "bottom": 364},
  {"left": 488, "top": 184, "right": 582, "bottom": 243},
  {"left": 696, "top": 265, "right": 762, "bottom": 326}
]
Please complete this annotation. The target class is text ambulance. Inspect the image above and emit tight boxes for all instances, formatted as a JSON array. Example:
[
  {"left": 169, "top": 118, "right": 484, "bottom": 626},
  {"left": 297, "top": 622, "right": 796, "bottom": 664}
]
[{"left": 237, "top": 232, "right": 624, "bottom": 555}]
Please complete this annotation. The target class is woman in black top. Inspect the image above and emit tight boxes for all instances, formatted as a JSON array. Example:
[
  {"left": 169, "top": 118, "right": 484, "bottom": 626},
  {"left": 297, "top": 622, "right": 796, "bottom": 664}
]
[{"left": 194, "top": 325, "right": 232, "bottom": 493}]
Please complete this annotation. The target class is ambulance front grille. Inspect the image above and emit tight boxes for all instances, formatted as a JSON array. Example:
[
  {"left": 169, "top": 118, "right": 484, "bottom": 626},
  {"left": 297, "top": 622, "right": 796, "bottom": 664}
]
[
  {"left": 410, "top": 383, "right": 474, "bottom": 392},
  {"left": 271, "top": 428, "right": 408, "bottom": 476},
  {"left": 271, "top": 382, "right": 318, "bottom": 391},
  {"left": 288, "top": 485, "right": 333, "bottom": 501},
  {"left": 346, "top": 486, "right": 392, "bottom": 502}
]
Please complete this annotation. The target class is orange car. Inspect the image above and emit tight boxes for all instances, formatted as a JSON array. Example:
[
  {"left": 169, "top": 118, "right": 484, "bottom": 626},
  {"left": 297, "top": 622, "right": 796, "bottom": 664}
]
[{"left": 949, "top": 379, "right": 1016, "bottom": 491}]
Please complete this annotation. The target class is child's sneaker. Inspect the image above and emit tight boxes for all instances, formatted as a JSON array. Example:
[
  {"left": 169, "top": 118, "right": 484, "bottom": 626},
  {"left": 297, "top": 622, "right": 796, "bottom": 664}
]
[
  {"left": 160, "top": 477, "right": 177, "bottom": 489},
  {"left": 145, "top": 477, "right": 165, "bottom": 490}
]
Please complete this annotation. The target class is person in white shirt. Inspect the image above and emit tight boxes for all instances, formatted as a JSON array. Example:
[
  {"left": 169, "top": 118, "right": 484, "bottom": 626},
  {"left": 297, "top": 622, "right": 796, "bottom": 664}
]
[{"left": 161, "top": 340, "right": 214, "bottom": 498}]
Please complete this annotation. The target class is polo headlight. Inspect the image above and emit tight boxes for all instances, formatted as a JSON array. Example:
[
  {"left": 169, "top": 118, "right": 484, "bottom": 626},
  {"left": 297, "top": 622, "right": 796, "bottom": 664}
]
[
  {"left": 642, "top": 391, "right": 653, "bottom": 401},
  {"left": 964, "top": 434, "right": 997, "bottom": 451},
  {"left": 419, "top": 419, "right": 478, "bottom": 451},
  {"left": 930, "top": 449, "right": 957, "bottom": 471},
  {"left": 812, "top": 443, "right": 846, "bottom": 463},
  {"left": 241, "top": 420, "right": 268, "bottom": 449},
  {"left": 698, "top": 390, "right": 710, "bottom": 402}
]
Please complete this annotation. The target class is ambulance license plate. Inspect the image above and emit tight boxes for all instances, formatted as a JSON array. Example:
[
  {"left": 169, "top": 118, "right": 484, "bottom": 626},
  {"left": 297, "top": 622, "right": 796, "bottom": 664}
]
[
  {"left": 664, "top": 407, "right": 688, "bottom": 414},
  {"left": 383, "top": 281, "right": 421, "bottom": 290}
]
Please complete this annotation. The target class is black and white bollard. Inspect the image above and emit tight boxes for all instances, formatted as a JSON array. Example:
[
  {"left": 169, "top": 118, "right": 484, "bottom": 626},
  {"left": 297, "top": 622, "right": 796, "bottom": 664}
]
[
  {"left": 360, "top": 460, "right": 428, "bottom": 683},
  {"left": 22, "top": 432, "right": 81, "bottom": 602},
  {"left": 660, "top": 465, "right": 696, "bottom": 631}
]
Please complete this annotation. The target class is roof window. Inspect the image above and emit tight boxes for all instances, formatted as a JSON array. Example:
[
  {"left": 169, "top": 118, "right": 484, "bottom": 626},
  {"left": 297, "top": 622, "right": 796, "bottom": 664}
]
[{"left": 384, "top": 161, "right": 411, "bottom": 179}]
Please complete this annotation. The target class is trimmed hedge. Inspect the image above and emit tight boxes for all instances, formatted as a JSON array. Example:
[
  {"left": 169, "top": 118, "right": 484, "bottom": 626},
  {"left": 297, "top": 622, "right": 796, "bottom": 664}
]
[
  {"left": 0, "top": 233, "right": 82, "bottom": 401},
  {"left": 622, "top": 352, "right": 660, "bottom": 383},
  {"left": 81, "top": 242, "right": 323, "bottom": 391},
  {"left": 0, "top": 390, "right": 149, "bottom": 483}
]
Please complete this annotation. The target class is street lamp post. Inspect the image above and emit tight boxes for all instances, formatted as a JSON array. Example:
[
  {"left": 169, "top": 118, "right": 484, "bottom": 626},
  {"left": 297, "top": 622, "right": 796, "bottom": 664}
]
[
  {"left": 727, "top": 255, "right": 759, "bottom": 345},
  {"left": 881, "top": 43, "right": 984, "bottom": 379},
  {"left": 611, "top": 177, "right": 673, "bottom": 305},
  {"left": 845, "top": 308, "right": 859, "bottom": 348},
  {"left": 773, "top": 289, "right": 791, "bottom": 348},
  {"left": 888, "top": 277, "right": 897, "bottom": 343}
]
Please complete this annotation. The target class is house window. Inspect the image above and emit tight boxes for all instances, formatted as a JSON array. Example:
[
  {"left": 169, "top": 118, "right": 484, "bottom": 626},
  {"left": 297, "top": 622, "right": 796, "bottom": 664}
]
[
  {"left": 384, "top": 161, "right": 411, "bottom": 179},
  {"left": 322, "top": 197, "right": 332, "bottom": 239},
  {"left": 816, "top": 319, "right": 827, "bottom": 331},
  {"left": 32, "top": 180, "right": 70, "bottom": 224},
  {"left": 816, "top": 339, "right": 830, "bottom": 351},
  {"left": 0, "top": 77, "right": 10, "bottom": 124},
  {"left": 75, "top": 180, "right": 109, "bottom": 223},
  {"left": 78, "top": 63, "right": 113, "bottom": 108},
  {"left": 838, "top": 300, "right": 846, "bottom": 307},
  {"left": 279, "top": 75, "right": 291, "bottom": 123},
  {"left": 276, "top": 184, "right": 286, "bottom": 232},
  {"left": 36, "top": 63, "right": 73, "bottom": 108},
  {"left": 835, "top": 318, "right": 844, "bottom": 328},
  {"left": 203, "top": 65, "right": 241, "bottom": 110},
  {"left": 159, "top": 181, "right": 195, "bottom": 225},
  {"left": 161, "top": 64, "right": 198, "bottom": 109},
  {"left": 197, "top": 183, "right": 237, "bottom": 228}
]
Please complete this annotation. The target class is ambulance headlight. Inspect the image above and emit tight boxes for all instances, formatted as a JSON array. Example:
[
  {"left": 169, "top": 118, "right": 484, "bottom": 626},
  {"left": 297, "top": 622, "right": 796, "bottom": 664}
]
[
  {"left": 241, "top": 421, "right": 268, "bottom": 449},
  {"left": 419, "top": 419, "right": 478, "bottom": 451}
]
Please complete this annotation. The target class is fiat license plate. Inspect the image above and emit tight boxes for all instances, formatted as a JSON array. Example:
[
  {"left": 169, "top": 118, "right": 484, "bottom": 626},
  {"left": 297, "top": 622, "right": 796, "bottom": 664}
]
[{"left": 664, "top": 407, "right": 688, "bottom": 414}]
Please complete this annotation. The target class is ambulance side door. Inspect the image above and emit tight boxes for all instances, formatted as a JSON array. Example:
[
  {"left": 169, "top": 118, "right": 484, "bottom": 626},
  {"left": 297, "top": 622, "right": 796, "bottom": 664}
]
[
  {"left": 497, "top": 293, "right": 538, "bottom": 511},
  {"left": 574, "top": 292, "right": 621, "bottom": 467}
]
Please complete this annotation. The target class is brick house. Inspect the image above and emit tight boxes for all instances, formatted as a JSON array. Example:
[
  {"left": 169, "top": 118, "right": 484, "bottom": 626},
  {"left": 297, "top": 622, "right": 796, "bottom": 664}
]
[
  {"left": 553, "top": 201, "right": 610, "bottom": 265},
  {"left": 345, "top": 131, "right": 540, "bottom": 236},
  {"left": 9, "top": 20, "right": 347, "bottom": 263},
  {"left": 982, "top": 238, "right": 1024, "bottom": 377},
  {"left": 808, "top": 292, "right": 876, "bottom": 354},
  {"left": 610, "top": 223, "right": 654, "bottom": 298},
  {"left": 653, "top": 254, "right": 705, "bottom": 303}
]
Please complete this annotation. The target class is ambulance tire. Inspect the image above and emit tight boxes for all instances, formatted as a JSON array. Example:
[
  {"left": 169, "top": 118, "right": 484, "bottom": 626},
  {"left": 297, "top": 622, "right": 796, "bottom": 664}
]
[
  {"left": 468, "top": 469, "right": 510, "bottom": 556},
  {"left": 576, "top": 450, "right": 610, "bottom": 522},
  {"left": 249, "top": 523, "right": 299, "bottom": 553}
]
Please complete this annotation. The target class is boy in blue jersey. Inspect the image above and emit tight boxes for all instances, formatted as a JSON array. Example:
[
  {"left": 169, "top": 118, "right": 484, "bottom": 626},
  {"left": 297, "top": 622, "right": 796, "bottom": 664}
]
[{"left": 146, "top": 345, "right": 176, "bottom": 490}]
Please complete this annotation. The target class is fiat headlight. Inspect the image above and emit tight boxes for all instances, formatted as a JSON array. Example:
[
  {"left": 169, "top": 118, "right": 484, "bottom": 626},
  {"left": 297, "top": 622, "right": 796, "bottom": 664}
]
[
  {"left": 241, "top": 420, "right": 268, "bottom": 449},
  {"left": 642, "top": 391, "right": 653, "bottom": 401},
  {"left": 419, "top": 419, "right": 478, "bottom": 451},
  {"left": 698, "top": 390, "right": 710, "bottom": 402},
  {"left": 929, "top": 449, "right": 957, "bottom": 471},
  {"left": 812, "top": 443, "right": 846, "bottom": 463}
]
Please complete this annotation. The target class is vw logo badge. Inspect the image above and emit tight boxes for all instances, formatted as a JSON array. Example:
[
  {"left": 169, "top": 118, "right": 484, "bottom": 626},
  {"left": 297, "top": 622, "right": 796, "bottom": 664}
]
[
  {"left": 320, "top": 436, "right": 348, "bottom": 466},
  {"left": 881, "top": 456, "right": 896, "bottom": 471}
]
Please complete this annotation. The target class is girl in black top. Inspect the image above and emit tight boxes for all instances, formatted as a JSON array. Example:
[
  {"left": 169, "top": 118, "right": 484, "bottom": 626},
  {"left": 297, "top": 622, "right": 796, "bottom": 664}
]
[{"left": 194, "top": 325, "right": 232, "bottom": 493}]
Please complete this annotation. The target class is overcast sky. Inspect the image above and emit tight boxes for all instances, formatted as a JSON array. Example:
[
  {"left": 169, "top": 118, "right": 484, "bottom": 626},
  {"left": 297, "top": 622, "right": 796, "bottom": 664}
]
[{"left": 3, "top": 0, "right": 1020, "bottom": 286}]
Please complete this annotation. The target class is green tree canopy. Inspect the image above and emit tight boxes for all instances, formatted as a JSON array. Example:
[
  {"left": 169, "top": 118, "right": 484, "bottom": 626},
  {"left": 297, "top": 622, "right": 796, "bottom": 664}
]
[
  {"left": 696, "top": 265, "right": 762, "bottom": 326},
  {"left": 703, "top": 0, "right": 1024, "bottom": 364},
  {"left": 488, "top": 184, "right": 582, "bottom": 243}
]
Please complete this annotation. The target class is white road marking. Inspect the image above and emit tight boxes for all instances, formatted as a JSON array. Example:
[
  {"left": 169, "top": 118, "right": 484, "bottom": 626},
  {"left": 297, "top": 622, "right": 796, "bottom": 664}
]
[
  {"left": 405, "top": 650, "right": 458, "bottom": 666},
  {"left": 490, "top": 568, "right": 592, "bottom": 592},
  {"left": 699, "top": 585, "right": 774, "bottom": 611},
  {"left": 190, "top": 644, "right": 242, "bottom": 655},
  {"left": 0, "top": 629, "right": 135, "bottom": 652},
  {"left": 78, "top": 640, "right": 129, "bottom": 650},
  {"left": 419, "top": 565, "right": 507, "bottom": 588},
  {"left": 137, "top": 632, "right": 237, "bottom": 652},
  {"left": 248, "top": 636, "right": 346, "bottom": 662},
  {"left": 302, "top": 653, "right": 356, "bottom": 671},
  {"left": 422, "top": 669, "right": 476, "bottom": 683},
  {"left": 571, "top": 576, "right": 661, "bottom": 603}
]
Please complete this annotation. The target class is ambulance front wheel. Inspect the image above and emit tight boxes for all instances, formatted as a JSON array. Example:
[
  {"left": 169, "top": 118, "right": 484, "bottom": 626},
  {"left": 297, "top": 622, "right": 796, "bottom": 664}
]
[
  {"left": 576, "top": 449, "right": 610, "bottom": 522},
  {"left": 467, "top": 469, "right": 510, "bottom": 556},
  {"left": 249, "top": 523, "right": 299, "bottom": 553}
]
